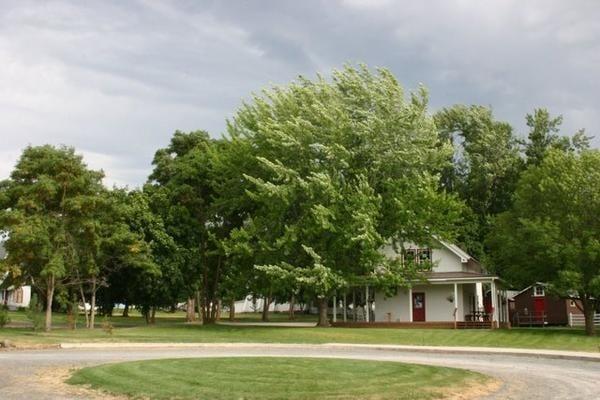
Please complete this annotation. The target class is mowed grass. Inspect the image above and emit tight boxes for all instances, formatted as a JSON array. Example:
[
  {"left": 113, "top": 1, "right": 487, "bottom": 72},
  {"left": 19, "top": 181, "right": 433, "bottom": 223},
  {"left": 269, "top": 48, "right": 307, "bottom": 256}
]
[
  {"left": 1, "top": 311, "right": 599, "bottom": 352},
  {"left": 68, "top": 357, "right": 485, "bottom": 400}
]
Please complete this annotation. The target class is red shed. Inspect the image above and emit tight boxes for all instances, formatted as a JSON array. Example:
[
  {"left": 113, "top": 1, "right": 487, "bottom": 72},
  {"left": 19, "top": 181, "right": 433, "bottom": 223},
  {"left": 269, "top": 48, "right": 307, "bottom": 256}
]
[{"left": 511, "top": 283, "right": 582, "bottom": 326}]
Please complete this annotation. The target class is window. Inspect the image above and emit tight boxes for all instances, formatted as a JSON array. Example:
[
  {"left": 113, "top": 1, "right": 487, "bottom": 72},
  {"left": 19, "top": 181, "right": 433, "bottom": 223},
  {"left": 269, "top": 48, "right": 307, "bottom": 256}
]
[
  {"left": 403, "top": 248, "right": 432, "bottom": 265},
  {"left": 418, "top": 248, "right": 432, "bottom": 263},
  {"left": 403, "top": 249, "right": 416, "bottom": 264},
  {"left": 533, "top": 286, "right": 544, "bottom": 297}
]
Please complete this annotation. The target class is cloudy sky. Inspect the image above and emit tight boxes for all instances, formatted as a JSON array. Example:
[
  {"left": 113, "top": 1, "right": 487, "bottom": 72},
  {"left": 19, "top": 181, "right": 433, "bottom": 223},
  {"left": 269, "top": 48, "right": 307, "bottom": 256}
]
[{"left": 1, "top": 0, "right": 599, "bottom": 187}]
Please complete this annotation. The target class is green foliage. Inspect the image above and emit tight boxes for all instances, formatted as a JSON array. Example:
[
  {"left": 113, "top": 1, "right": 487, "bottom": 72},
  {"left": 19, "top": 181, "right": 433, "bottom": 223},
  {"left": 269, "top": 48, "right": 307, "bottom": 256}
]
[
  {"left": 524, "top": 108, "right": 591, "bottom": 166},
  {"left": 488, "top": 149, "right": 600, "bottom": 334},
  {"left": 434, "top": 105, "right": 523, "bottom": 259},
  {"left": 26, "top": 293, "right": 44, "bottom": 331},
  {"left": 101, "top": 316, "right": 114, "bottom": 335},
  {"left": 0, "top": 145, "right": 106, "bottom": 330},
  {"left": 229, "top": 65, "right": 462, "bottom": 323},
  {"left": 0, "top": 305, "right": 10, "bottom": 328}
]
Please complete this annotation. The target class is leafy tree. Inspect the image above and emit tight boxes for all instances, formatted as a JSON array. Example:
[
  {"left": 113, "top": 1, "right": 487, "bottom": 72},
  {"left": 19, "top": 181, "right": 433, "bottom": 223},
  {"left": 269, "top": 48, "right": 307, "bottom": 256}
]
[
  {"left": 0, "top": 145, "right": 104, "bottom": 331},
  {"left": 147, "top": 132, "right": 249, "bottom": 323},
  {"left": 487, "top": 149, "right": 600, "bottom": 335},
  {"left": 524, "top": 108, "right": 591, "bottom": 165},
  {"left": 434, "top": 105, "right": 523, "bottom": 259},
  {"left": 229, "top": 65, "right": 462, "bottom": 326},
  {"left": 79, "top": 189, "right": 160, "bottom": 328}
]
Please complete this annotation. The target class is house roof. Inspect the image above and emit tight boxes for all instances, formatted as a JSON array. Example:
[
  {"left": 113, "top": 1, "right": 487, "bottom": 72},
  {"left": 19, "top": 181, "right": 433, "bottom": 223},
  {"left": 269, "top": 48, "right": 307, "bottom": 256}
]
[
  {"left": 514, "top": 282, "right": 547, "bottom": 298},
  {"left": 436, "top": 238, "right": 472, "bottom": 263}
]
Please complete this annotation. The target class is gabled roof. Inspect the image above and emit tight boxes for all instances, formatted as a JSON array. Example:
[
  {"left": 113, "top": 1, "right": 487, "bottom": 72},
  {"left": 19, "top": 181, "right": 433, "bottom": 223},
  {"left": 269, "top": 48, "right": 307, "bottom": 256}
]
[
  {"left": 514, "top": 282, "right": 546, "bottom": 298},
  {"left": 436, "top": 238, "right": 472, "bottom": 263}
]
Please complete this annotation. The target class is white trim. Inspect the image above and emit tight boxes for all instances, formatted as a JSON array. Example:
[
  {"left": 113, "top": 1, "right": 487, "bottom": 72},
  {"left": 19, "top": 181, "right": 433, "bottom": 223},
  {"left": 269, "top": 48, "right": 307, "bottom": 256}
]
[
  {"left": 408, "top": 287, "right": 413, "bottom": 322},
  {"left": 514, "top": 282, "right": 546, "bottom": 297},
  {"left": 436, "top": 238, "right": 471, "bottom": 263}
]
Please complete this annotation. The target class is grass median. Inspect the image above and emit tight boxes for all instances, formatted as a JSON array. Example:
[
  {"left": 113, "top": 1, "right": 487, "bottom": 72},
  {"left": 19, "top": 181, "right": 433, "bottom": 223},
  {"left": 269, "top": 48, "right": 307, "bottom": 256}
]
[{"left": 67, "top": 357, "right": 488, "bottom": 400}]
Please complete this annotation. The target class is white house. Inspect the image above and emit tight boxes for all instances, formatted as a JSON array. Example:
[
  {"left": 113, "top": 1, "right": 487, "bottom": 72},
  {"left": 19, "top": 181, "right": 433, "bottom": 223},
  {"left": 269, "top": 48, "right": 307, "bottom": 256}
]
[
  {"left": 0, "top": 241, "right": 32, "bottom": 310},
  {"left": 332, "top": 239, "right": 510, "bottom": 328}
]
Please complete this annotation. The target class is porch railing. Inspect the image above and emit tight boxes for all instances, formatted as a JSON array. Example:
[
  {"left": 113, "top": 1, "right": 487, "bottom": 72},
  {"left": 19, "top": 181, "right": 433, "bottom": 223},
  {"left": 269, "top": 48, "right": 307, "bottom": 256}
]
[{"left": 512, "top": 312, "right": 547, "bottom": 327}]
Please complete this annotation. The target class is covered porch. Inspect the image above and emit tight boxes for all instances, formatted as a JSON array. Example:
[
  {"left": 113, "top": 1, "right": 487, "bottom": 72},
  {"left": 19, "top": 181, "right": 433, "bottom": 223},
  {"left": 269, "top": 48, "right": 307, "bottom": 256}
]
[{"left": 330, "top": 273, "right": 510, "bottom": 329}]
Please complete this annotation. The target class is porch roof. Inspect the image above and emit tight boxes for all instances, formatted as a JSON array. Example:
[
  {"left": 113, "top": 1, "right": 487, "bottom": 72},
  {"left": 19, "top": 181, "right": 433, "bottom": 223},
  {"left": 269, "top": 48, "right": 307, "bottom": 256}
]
[{"left": 424, "top": 271, "right": 498, "bottom": 283}]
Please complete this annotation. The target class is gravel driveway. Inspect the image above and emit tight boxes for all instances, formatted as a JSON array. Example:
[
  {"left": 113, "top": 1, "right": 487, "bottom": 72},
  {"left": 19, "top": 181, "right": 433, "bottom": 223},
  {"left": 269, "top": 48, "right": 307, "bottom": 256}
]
[{"left": 1, "top": 344, "right": 599, "bottom": 399}]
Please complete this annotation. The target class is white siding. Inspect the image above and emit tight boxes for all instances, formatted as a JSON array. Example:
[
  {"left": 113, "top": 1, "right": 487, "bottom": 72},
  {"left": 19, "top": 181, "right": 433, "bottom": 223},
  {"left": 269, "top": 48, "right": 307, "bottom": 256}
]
[
  {"left": 375, "top": 284, "right": 468, "bottom": 322},
  {"left": 3, "top": 286, "right": 31, "bottom": 310},
  {"left": 374, "top": 288, "right": 410, "bottom": 322},
  {"left": 380, "top": 243, "right": 466, "bottom": 273},
  {"left": 431, "top": 247, "right": 466, "bottom": 273}
]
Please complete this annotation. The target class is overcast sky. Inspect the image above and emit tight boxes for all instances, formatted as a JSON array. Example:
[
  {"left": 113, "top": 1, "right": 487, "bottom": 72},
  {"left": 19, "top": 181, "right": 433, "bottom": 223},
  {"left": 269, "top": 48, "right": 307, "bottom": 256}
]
[{"left": 1, "top": 0, "right": 599, "bottom": 187}]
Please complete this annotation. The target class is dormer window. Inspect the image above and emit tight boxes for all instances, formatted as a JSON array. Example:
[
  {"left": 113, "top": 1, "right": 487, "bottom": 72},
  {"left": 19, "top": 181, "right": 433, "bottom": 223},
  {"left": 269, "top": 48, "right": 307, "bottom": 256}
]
[
  {"left": 533, "top": 285, "right": 545, "bottom": 297},
  {"left": 418, "top": 248, "right": 431, "bottom": 263},
  {"left": 403, "top": 248, "right": 431, "bottom": 265}
]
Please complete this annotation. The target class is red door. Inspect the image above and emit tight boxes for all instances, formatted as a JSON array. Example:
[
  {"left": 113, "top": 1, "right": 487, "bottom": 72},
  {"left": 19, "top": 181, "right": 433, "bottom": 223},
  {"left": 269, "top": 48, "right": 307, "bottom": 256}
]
[
  {"left": 533, "top": 297, "right": 545, "bottom": 321},
  {"left": 412, "top": 292, "right": 425, "bottom": 322}
]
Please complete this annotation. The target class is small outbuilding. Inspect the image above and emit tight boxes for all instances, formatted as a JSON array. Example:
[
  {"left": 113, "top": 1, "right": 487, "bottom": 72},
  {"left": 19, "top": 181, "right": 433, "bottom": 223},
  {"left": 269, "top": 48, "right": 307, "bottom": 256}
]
[{"left": 511, "top": 283, "right": 582, "bottom": 326}]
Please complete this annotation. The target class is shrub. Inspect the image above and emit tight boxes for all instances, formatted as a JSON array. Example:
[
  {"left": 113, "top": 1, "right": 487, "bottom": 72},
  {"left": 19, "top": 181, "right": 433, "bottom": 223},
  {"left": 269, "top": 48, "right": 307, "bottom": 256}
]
[
  {"left": 0, "top": 306, "right": 10, "bottom": 328},
  {"left": 26, "top": 293, "right": 44, "bottom": 331},
  {"left": 101, "top": 317, "right": 114, "bottom": 335}
]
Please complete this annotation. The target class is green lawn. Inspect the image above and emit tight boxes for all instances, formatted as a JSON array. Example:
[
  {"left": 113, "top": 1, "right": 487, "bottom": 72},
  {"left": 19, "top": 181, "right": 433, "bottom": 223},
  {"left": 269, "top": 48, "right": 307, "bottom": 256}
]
[
  {"left": 2, "top": 311, "right": 599, "bottom": 352},
  {"left": 68, "top": 357, "right": 486, "bottom": 400}
]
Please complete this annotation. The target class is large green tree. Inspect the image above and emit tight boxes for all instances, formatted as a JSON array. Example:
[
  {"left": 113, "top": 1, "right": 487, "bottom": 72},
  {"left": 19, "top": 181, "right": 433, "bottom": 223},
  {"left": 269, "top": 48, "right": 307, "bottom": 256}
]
[
  {"left": 487, "top": 149, "right": 600, "bottom": 335},
  {"left": 434, "top": 105, "right": 523, "bottom": 259},
  {"left": 0, "top": 145, "right": 105, "bottom": 331},
  {"left": 228, "top": 65, "right": 462, "bottom": 326},
  {"left": 147, "top": 131, "right": 250, "bottom": 323}
]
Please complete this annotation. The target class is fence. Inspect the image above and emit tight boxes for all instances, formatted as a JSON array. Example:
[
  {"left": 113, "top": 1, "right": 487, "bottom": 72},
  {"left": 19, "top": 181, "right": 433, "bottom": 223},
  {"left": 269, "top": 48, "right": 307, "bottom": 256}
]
[
  {"left": 512, "top": 312, "right": 547, "bottom": 327},
  {"left": 569, "top": 313, "right": 600, "bottom": 327}
]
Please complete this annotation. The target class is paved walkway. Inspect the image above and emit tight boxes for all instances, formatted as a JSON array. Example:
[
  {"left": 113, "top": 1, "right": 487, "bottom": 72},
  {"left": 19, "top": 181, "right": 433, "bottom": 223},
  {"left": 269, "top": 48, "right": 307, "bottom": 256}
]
[{"left": 2, "top": 343, "right": 600, "bottom": 399}]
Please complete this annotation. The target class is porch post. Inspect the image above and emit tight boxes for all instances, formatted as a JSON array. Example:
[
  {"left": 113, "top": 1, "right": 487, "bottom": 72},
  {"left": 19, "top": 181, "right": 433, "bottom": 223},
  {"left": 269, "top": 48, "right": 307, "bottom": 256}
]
[
  {"left": 352, "top": 290, "right": 356, "bottom": 321},
  {"left": 505, "top": 290, "right": 511, "bottom": 328},
  {"left": 333, "top": 294, "right": 337, "bottom": 323},
  {"left": 453, "top": 283, "right": 459, "bottom": 329},
  {"left": 475, "top": 282, "right": 484, "bottom": 311},
  {"left": 491, "top": 279, "right": 498, "bottom": 328},
  {"left": 408, "top": 287, "right": 413, "bottom": 322},
  {"left": 343, "top": 292, "right": 347, "bottom": 323},
  {"left": 365, "top": 285, "right": 370, "bottom": 323}
]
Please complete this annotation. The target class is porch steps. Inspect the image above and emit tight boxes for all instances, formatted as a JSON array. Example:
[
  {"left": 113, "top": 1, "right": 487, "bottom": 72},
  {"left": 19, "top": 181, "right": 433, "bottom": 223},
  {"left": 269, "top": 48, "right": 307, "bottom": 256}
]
[
  {"left": 456, "top": 321, "right": 492, "bottom": 329},
  {"left": 331, "top": 322, "right": 455, "bottom": 329},
  {"left": 331, "top": 321, "right": 493, "bottom": 329}
]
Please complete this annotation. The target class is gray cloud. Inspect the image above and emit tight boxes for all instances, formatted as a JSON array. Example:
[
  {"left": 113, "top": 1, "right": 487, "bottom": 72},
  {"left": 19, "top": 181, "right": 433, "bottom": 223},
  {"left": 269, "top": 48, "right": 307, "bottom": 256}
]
[{"left": 0, "top": 0, "right": 598, "bottom": 187}]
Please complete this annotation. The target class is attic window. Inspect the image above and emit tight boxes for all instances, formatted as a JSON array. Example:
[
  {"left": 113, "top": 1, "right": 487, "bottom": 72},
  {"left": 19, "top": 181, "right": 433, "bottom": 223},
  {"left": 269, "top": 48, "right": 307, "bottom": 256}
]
[
  {"left": 418, "top": 248, "right": 432, "bottom": 263},
  {"left": 403, "top": 248, "right": 431, "bottom": 265},
  {"left": 533, "top": 286, "right": 545, "bottom": 297}
]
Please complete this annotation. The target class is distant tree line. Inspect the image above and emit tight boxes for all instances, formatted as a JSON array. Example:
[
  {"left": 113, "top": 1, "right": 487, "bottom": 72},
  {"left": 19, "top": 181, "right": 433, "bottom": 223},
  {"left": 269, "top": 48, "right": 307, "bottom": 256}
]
[{"left": 0, "top": 65, "right": 597, "bottom": 335}]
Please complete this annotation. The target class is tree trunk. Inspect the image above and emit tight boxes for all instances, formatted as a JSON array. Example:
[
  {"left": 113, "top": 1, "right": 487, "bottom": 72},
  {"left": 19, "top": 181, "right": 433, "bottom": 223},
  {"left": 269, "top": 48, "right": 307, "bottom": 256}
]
[
  {"left": 44, "top": 275, "right": 55, "bottom": 332},
  {"left": 216, "top": 299, "right": 222, "bottom": 321},
  {"left": 196, "top": 290, "right": 203, "bottom": 324},
  {"left": 229, "top": 298, "right": 235, "bottom": 322},
  {"left": 150, "top": 307, "right": 156, "bottom": 325},
  {"left": 317, "top": 297, "right": 329, "bottom": 327},
  {"left": 122, "top": 302, "right": 129, "bottom": 317},
  {"left": 583, "top": 299, "right": 596, "bottom": 336},
  {"left": 79, "top": 284, "right": 90, "bottom": 328},
  {"left": 261, "top": 295, "right": 271, "bottom": 322},
  {"left": 186, "top": 297, "right": 195, "bottom": 322},
  {"left": 289, "top": 294, "right": 296, "bottom": 320},
  {"left": 89, "top": 276, "right": 97, "bottom": 329}
]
